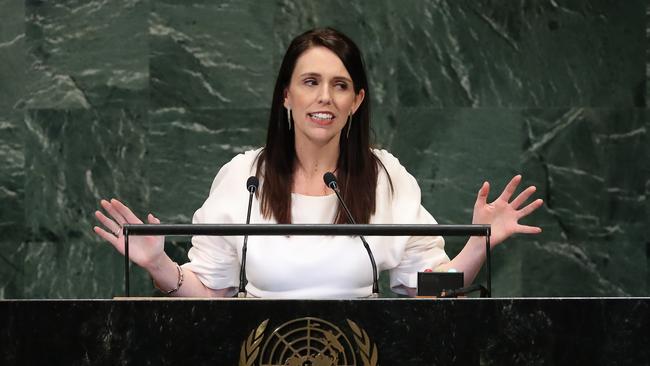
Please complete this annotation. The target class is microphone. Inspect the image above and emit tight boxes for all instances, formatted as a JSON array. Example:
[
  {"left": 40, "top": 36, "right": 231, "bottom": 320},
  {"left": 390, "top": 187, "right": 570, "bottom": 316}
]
[
  {"left": 323, "top": 172, "right": 380, "bottom": 297},
  {"left": 238, "top": 176, "right": 259, "bottom": 298}
]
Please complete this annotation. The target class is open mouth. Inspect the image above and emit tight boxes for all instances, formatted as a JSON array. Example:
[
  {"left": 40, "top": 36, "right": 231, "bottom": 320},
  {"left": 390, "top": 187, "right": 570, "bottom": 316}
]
[{"left": 307, "top": 112, "right": 336, "bottom": 125}]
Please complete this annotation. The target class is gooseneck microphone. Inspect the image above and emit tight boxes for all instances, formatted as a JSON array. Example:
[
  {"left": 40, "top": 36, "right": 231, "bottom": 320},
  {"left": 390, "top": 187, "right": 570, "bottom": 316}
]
[
  {"left": 238, "top": 176, "right": 259, "bottom": 298},
  {"left": 323, "top": 172, "right": 380, "bottom": 297}
]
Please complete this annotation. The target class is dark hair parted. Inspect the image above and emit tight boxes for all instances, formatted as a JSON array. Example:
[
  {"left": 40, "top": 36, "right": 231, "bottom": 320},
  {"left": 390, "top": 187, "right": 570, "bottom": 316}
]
[{"left": 256, "top": 27, "right": 389, "bottom": 224}]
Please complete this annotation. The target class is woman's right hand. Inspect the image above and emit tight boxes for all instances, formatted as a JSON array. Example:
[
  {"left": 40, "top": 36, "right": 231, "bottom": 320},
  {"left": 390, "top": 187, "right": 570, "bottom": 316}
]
[{"left": 93, "top": 198, "right": 165, "bottom": 270}]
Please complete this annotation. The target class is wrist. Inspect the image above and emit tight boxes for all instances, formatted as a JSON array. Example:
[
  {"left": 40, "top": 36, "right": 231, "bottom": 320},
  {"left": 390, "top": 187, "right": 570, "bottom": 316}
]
[
  {"left": 153, "top": 262, "right": 184, "bottom": 295},
  {"left": 143, "top": 253, "right": 172, "bottom": 275},
  {"left": 466, "top": 236, "right": 489, "bottom": 254}
]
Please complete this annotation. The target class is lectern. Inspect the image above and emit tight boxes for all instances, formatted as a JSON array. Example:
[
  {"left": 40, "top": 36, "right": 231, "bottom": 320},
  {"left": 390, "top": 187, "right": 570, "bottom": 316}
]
[
  {"left": 1, "top": 224, "right": 647, "bottom": 365},
  {"left": 1, "top": 298, "right": 648, "bottom": 364}
]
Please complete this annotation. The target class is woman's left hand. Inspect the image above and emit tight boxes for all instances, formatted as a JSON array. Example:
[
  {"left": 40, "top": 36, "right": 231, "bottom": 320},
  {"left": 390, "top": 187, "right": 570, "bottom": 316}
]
[{"left": 472, "top": 175, "right": 544, "bottom": 247}]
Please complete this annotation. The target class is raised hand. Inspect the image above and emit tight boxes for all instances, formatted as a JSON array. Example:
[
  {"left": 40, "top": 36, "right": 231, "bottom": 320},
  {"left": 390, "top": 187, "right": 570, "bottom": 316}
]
[
  {"left": 93, "top": 199, "right": 165, "bottom": 269},
  {"left": 472, "top": 175, "right": 543, "bottom": 247}
]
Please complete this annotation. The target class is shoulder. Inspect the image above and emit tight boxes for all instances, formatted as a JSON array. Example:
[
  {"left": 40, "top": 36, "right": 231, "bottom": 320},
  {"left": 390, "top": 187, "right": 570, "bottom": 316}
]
[
  {"left": 209, "top": 147, "right": 263, "bottom": 194},
  {"left": 225, "top": 147, "right": 263, "bottom": 171},
  {"left": 372, "top": 148, "right": 416, "bottom": 185},
  {"left": 372, "top": 148, "right": 404, "bottom": 172},
  {"left": 371, "top": 148, "right": 422, "bottom": 201}
]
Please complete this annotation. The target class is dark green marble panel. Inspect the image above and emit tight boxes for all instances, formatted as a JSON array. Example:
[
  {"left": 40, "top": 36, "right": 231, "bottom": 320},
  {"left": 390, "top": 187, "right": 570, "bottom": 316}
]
[
  {"left": 19, "top": 239, "right": 155, "bottom": 298},
  {"left": 647, "top": 1, "right": 650, "bottom": 108},
  {"left": 520, "top": 108, "right": 647, "bottom": 296},
  {"left": 272, "top": 0, "right": 645, "bottom": 108},
  {"left": 147, "top": 107, "right": 267, "bottom": 221},
  {"left": 647, "top": 109, "right": 650, "bottom": 294},
  {"left": 24, "top": 109, "right": 150, "bottom": 234},
  {"left": 21, "top": 109, "right": 152, "bottom": 298},
  {"left": 0, "top": 1, "right": 647, "bottom": 299},
  {"left": 383, "top": 108, "right": 526, "bottom": 296},
  {"left": 23, "top": 0, "right": 148, "bottom": 109},
  {"left": 377, "top": 108, "right": 647, "bottom": 296},
  {"left": 646, "top": 3, "right": 650, "bottom": 296},
  {"left": 0, "top": 0, "right": 25, "bottom": 111},
  {"left": 146, "top": 107, "right": 267, "bottom": 265},
  {"left": 0, "top": 110, "right": 25, "bottom": 299},
  {"left": 0, "top": 0, "right": 25, "bottom": 297},
  {"left": 150, "top": 0, "right": 276, "bottom": 109}
]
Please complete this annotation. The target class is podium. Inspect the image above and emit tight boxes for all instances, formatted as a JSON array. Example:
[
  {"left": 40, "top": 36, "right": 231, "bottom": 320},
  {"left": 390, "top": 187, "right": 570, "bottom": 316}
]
[
  {"left": 3, "top": 225, "right": 645, "bottom": 364},
  {"left": 1, "top": 298, "right": 648, "bottom": 365}
]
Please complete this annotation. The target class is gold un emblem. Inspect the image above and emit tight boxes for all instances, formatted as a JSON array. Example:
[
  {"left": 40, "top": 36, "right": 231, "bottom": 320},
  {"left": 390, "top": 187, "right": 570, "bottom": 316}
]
[{"left": 239, "top": 317, "right": 379, "bottom": 366}]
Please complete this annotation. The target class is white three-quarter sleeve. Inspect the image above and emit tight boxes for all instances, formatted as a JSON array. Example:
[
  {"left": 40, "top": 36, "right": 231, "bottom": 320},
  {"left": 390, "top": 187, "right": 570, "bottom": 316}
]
[
  {"left": 373, "top": 149, "right": 450, "bottom": 293},
  {"left": 181, "top": 150, "right": 258, "bottom": 292}
]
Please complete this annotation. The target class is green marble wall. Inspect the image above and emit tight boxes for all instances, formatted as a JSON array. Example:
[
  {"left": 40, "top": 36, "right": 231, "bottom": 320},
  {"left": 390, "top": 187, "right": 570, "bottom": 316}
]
[{"left": 0, "top": 0, "right": 647, "bottom": 298}]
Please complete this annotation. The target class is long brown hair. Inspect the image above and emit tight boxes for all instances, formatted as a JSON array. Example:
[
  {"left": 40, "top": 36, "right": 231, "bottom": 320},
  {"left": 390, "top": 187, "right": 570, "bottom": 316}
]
[{"left": 256, "top": 27, "right": 387, "bottom": 224}]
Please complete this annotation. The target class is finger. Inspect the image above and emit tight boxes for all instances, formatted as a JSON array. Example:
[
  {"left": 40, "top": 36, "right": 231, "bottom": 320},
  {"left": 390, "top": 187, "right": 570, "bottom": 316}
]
[
  {"left": 101, "top": 199, "right": 127, "bottom": 225},
  {"left": 510, "top": 185, "right": 537, "bottom": 210},
  {"left": 517, "top": 198, "right": 544, "bottom": 218},
  {"left": 497, "top": 175, "right": 522, "bottom": 203},
  {"left": 516, "top": 224, "right": 542, "bottom": 234},
  {"left": 94, "top": 210, "right": 122, "bottom": 235},
  {"left": 110, "top": 198, "right": 143, "bottom": 224},
  {"left": 147, "top": 213, "right": 160, "bottom": 224},
  {"left": 93, "top": 226, "right": 124, "bottom": 253},
  {"left": 474, "top": 181, "right": 490, "bottom": 208}
]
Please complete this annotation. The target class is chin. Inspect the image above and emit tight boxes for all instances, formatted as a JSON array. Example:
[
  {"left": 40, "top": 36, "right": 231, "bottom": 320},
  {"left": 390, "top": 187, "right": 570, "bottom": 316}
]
[{"left": 299, "top": 129, "right": 342, "bottom": 146}]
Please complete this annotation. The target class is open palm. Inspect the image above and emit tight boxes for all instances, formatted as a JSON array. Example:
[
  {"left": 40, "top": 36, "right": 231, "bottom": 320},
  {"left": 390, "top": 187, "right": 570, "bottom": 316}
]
[
  {"left": 93, "top": 199, "right": 165, "bottom": 269},
  {"left": 472, "top": 175, "right": 543, "bottom": 247}
]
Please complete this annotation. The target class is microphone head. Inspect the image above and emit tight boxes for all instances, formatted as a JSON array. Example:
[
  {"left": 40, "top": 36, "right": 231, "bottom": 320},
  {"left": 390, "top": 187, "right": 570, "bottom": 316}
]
[
  {"left": 323, "top": 172, "right": 338, "bottom": 189},
  {"left": 246, "top": 176, "right": 259, "bottom": 193}
]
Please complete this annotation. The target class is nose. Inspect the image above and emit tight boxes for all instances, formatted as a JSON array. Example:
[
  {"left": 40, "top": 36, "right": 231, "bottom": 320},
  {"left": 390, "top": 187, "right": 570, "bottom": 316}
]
[{"left": 317, "top": 84, "right": 332, "bottom": 104}]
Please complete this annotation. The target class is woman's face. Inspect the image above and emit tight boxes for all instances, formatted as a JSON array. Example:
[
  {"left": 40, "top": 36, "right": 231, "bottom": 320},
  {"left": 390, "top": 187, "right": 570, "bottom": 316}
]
[{"left": 284, "top": 46, "right": 365, "bottom": 146}]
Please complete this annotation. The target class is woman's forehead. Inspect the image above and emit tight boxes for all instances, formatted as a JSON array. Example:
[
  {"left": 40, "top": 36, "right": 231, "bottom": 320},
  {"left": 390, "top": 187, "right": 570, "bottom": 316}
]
[{"left": 292, "top": 46, "right": 351, "bottom": 80}]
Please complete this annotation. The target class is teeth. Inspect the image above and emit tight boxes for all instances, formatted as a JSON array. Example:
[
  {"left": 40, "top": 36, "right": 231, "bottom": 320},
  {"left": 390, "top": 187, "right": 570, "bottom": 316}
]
[{"left": 310, "top": 112, "right": 334, "bottom": 120}]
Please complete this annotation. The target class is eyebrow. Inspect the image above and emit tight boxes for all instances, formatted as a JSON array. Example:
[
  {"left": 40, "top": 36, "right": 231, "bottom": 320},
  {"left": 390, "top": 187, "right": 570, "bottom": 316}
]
[{"left": 298, "top": 72, "right": 352, "bottom": 83}]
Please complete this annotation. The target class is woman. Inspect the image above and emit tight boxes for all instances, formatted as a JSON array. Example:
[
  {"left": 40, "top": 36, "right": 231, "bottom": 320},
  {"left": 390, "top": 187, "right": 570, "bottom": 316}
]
[{"left": 93, "top": 28, "right": 543, "bottom": 298}]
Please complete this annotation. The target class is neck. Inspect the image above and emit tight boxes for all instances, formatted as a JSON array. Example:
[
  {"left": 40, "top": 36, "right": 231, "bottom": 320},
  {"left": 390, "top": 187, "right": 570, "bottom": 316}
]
[
  {"left": 292, "top": 135, "right": 340, "bottom": 195},
  {"left": 294, "top": 135, "right": 340, "bottom": 175}
]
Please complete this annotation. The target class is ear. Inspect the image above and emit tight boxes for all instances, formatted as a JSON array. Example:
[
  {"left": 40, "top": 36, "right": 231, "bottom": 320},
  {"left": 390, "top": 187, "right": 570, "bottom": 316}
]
[
  {"left": 283, "top": 88, "right": 290, "bottom": 109},
  {"left": 351, "top": 89, "right": 365, "bottom": 114}
]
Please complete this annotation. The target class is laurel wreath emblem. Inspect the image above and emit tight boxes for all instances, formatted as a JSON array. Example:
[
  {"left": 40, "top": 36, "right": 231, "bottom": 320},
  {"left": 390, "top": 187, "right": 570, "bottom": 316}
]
[
  {"left": 347, "top": 319, "right": 378, "bottom": 366},
  {"left": 238, "top": 318, "right": 378, "bottom": 366},
  {"left": 239, "top": 318, "right": 268, "bottom": 366}
]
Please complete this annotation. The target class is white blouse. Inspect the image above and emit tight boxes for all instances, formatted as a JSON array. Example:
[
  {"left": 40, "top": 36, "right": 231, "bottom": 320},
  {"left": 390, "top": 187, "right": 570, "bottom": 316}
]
[{"left": 182, "top": 148, "right": 449, "bottom": 298}]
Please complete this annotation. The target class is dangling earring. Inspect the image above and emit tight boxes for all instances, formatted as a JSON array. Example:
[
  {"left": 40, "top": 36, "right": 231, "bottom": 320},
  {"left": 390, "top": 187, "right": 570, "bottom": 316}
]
[
  {"left": 346, "top": 113, "right": 353, "bottom": 138},
  {"left": 286, "top": 107, "right": 292, "bottom": 130}
]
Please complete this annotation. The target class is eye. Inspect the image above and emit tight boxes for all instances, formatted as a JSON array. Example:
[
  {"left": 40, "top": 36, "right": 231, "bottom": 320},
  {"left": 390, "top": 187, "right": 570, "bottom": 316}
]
[
  {"left": 334, "top": 82, "right": 349, "bottom": 90},
  {"left": 303, "top": 78, "right": 317, "bottom": 86}
]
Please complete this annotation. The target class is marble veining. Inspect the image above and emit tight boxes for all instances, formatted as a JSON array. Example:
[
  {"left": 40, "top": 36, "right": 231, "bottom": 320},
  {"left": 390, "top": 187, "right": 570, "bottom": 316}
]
[
  {"left": 0, "top": 1, "right": 647, "bottom": 298},
  {"left": 22, "top": 0, "right": 148, "bottom": 109}
]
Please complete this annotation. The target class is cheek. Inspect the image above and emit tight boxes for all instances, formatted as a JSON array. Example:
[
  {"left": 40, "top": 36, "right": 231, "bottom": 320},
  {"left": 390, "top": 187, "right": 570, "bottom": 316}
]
[
  {"left": 292, "top": 91, "right": 317, "bottom": 110},
  {"left": 336, "top": 94, "right": 356, "bottom": 110}
]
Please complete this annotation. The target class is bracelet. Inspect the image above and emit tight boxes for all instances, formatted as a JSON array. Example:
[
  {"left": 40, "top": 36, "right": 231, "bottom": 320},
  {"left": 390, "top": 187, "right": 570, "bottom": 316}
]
[{"left": 153, "top": 262, "right": 184, "bottom": 295}]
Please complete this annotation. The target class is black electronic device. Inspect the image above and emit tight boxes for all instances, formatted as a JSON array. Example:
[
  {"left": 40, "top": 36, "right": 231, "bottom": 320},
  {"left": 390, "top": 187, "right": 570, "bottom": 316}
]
[{"left": 417, "top": 271, "right": 464, "bottom": 297}]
